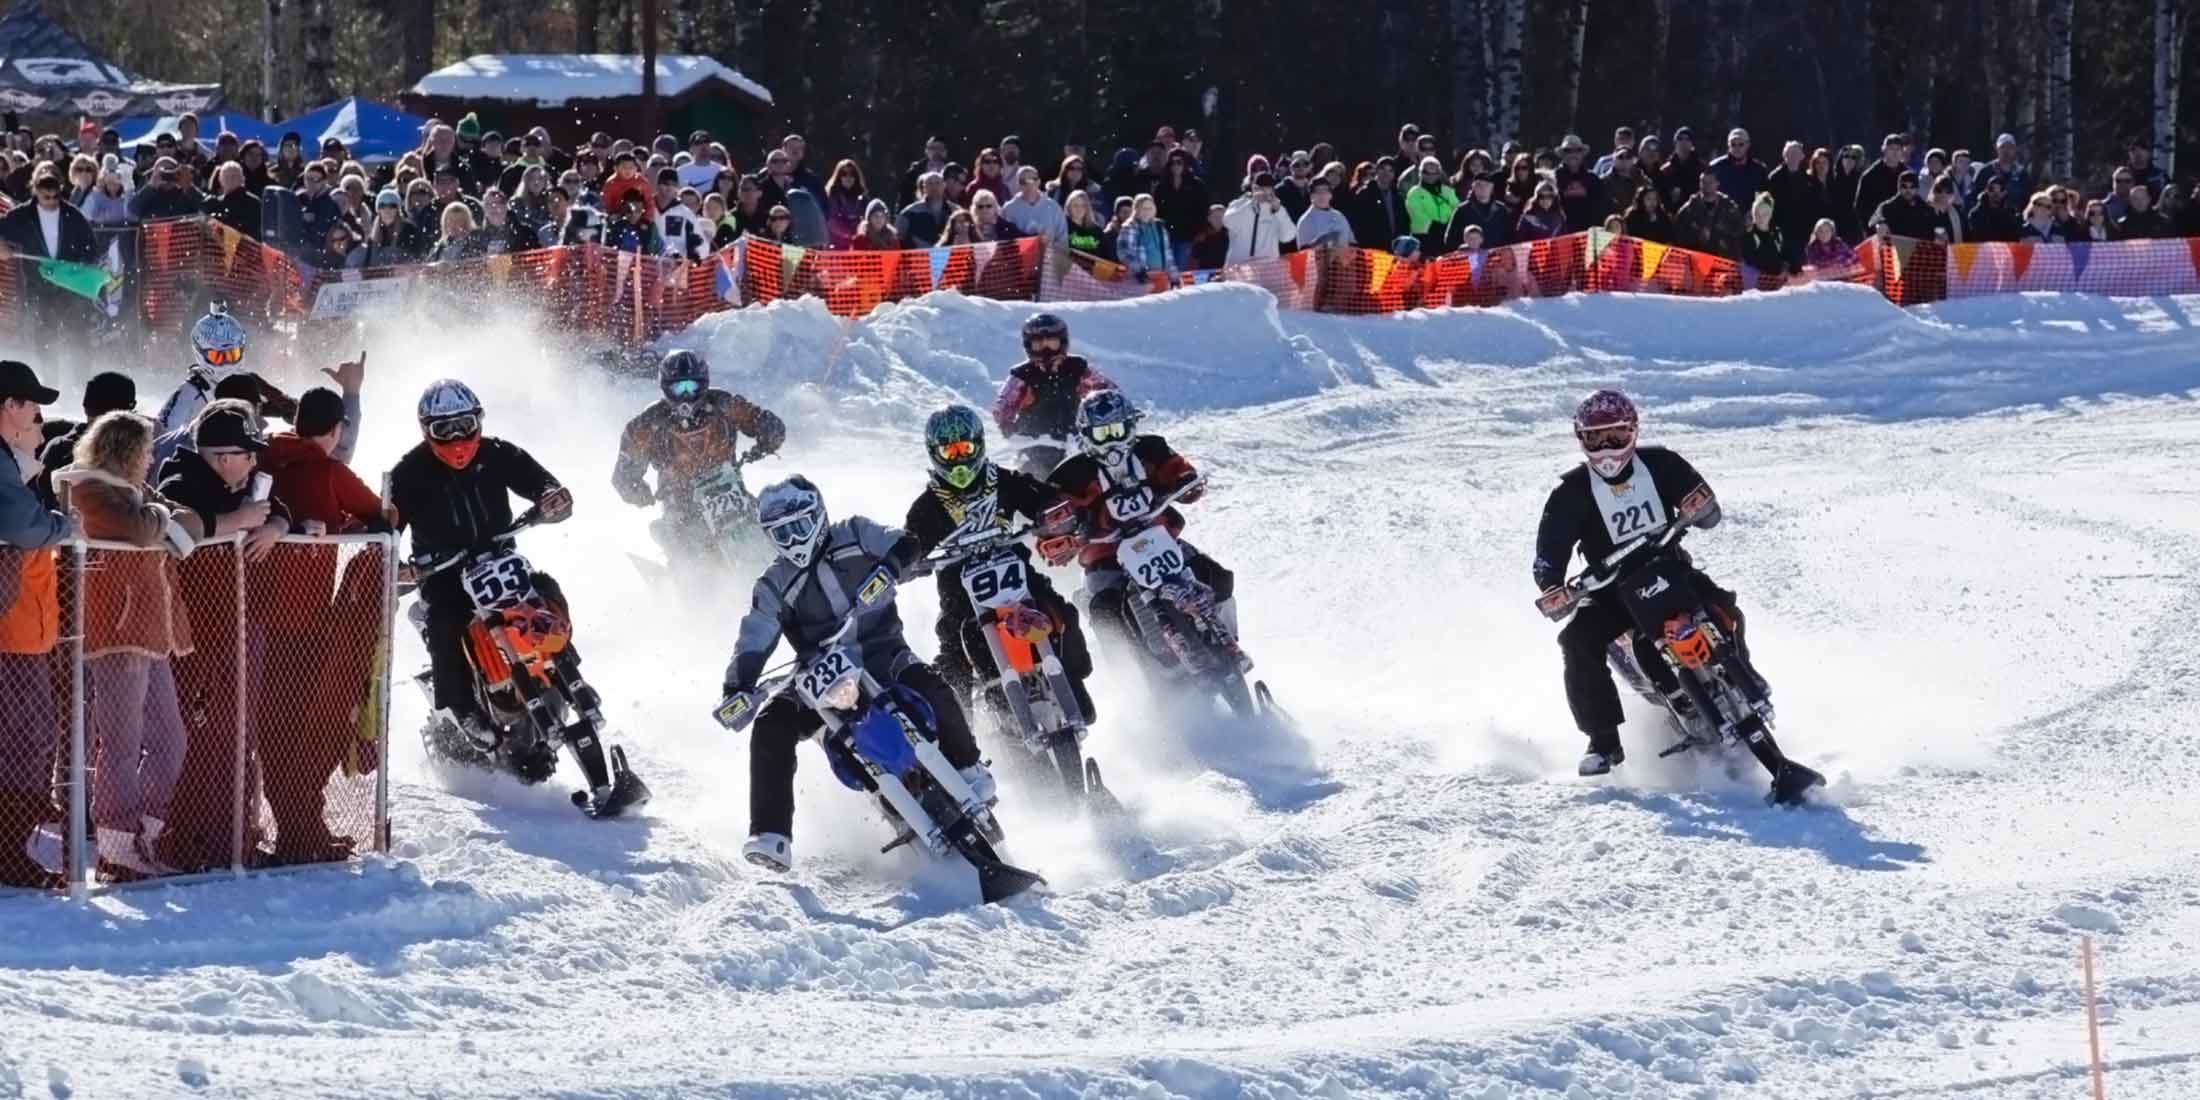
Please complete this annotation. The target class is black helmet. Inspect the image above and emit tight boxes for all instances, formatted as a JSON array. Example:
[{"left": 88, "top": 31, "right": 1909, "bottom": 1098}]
[
  {"left": 925, "top": 405, "right": 990, "bottom": 495},
  {"left": 1021, "top": 312, "right": 1070, "bottom": 366},
  {"left": 659, "top": 349, "right": 709, "bottom": 426}
]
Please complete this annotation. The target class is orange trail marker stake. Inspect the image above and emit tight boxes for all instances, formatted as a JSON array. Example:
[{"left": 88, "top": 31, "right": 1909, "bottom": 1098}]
[{"left": 2083, "top": 934, "right": 2107, "bottom": 1100}]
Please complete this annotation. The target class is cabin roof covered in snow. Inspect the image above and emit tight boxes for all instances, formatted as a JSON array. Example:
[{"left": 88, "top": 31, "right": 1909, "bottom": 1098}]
[{"left": 410, "top": 54, "right": 772, "bottom": 108}]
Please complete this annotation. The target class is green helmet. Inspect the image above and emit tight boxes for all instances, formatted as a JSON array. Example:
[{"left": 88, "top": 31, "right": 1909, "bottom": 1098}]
[{"left": 925, "top": 405, "right": 989, "bottom": 493}]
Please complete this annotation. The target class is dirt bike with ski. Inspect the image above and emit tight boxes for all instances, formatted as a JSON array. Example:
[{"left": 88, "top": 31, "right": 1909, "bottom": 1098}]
[
  {"left": 715, "top": 584, "right": 1048, "bottom": 905},
  {"left": 1086, "top": 479, "right": 1289, "bottom": 725},
  {"left": 405, "top": 509, "right": 651, "bottom": 818},
  {"left": 913, "top": 518, "right": 1118, "bottom": 809},
  {"left": 649, "top": 453, "right": 775, "bottom": 577},
  {"left": 1536, "top": 486, "right": 1824, "bottom": 805}
]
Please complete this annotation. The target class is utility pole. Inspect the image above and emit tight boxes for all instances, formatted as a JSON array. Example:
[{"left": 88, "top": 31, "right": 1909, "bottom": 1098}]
[{"left": 641, "top": 0, "right": 661, "bottom": 143}]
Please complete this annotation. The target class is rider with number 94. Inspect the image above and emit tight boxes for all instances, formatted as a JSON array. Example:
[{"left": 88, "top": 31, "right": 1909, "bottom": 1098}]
[
  {"left": 388, "top": 379, "right": 576, "bottom": 751},
  {"left": 892, "top": 405, "right": 1099, "bottom": 726},
  {"left": 612, "top": 349, "right": 785, "bottom": 563},
  {"left": 1534, "top": 389, "right": 1824, "bottom": 805},
  {"left": 718, "top": 475, "right": 996, "bottom": 873}
]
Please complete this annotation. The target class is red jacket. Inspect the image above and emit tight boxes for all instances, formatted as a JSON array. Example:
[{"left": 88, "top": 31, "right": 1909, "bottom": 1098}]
[
  {"left": 1047, "top": 435, "right": 1201, "bottom": 570},
  {"left": 262, "top": 433, "right": 384, "bottom": 532}
]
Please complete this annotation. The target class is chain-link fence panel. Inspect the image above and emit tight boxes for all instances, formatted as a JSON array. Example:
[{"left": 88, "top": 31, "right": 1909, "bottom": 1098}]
[{"left": 0, "top": 545, "right": 78, "bottom": 892}]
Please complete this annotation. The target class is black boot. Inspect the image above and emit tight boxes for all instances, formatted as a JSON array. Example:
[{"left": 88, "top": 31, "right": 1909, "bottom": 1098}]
[{"left": 1769, "top": 761, "right": 1826, "bottom": 806}]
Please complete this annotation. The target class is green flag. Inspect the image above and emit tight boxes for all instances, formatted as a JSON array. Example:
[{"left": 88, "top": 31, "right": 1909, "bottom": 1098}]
[{"left": 37, "top": 258, "right": 118, "bottom": 302}]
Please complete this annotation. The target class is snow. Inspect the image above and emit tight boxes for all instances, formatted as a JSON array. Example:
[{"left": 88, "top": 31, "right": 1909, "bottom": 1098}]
[
  {"left": 411, "top": 54, "right": 774, "bottom": 108},
  {"left": 8, "top": 282, "right": 2200, "bottom": 1097}
]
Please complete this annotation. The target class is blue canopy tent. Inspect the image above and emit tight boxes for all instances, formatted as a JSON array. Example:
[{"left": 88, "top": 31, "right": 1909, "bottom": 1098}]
[
  {"left": 110, "top": 112, "right": 280, "bottom": 153},
  {"left": 283, "top": 97, "right": 430, "bottom": 163}
]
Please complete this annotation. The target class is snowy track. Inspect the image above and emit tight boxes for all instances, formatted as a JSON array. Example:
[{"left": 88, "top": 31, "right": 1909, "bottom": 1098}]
[{"left": 4, "top": 285, "right": 2199, "bottom": 1098}]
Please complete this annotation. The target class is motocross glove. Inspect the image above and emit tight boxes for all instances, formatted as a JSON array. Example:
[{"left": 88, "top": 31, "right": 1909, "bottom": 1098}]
[
  {"left": 714, "top": 685, "right": 761, "bottom": 731},
  {"left": 537, "top": 485, "right": 575, "bottom": 523}
]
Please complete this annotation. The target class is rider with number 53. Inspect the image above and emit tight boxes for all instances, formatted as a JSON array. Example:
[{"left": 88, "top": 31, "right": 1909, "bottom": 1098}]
[{"left": 720, "top": 476, "right": 998, "bottom": 873}]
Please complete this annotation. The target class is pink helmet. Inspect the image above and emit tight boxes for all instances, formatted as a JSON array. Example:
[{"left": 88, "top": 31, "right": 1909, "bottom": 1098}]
[{"left": 1573, "top": 389, "right": 1639, "bottom": 479}]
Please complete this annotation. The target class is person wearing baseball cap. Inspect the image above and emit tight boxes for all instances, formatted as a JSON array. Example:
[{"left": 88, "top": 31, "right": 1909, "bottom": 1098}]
[
  {"left": 0, "top": 359, "right": 67, "bottom": 550},
  {"left": 1979, "top": 132, "right": 2033, "bottom": 203},
  {"left": 159, "top": 398, "right": 289, "bottom": 562},
  {"left": 34, "top": 372, "right": 136, "bottom": 504}
]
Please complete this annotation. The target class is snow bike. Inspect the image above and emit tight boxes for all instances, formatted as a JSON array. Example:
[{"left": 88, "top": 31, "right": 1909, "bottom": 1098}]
[
  {"left": 1085, "top": 479, "right": 1288, "bottom": 725},
  {"left": 1008, "top": 435, "right": 1070, "bottom": 479},
  {"left": 1535, "top": 487, "right": 1823, "bottom": 805},
  {"left": 405, "top": 509, "right": 652, "bottom": 818},
  {"left": 913, "top": 518, "right": 1117, "bottom": 809},
  {"left": 714, "top": 583, "right": 1049, "bottom": 905},
  {"left": 642, "top": 456, "right": 774, "bottom": 580}
]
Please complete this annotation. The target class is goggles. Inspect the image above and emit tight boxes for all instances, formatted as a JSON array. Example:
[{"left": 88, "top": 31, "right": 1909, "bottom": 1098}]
[
  {"left": 763, "top": 511, "right": 818, "bottom": 549},
  {"left": 425, "top": 412, "right": 482, "bottom": 442},
  {"left": 200, "top": 346, "right": 244, "bottom": 367},
  {"left": 1084, "top": 421, "right": 1130, "bottom": 445},
  {"left": 935, "top": 439, "right": 977, "bottom": 463},
  {"left": 667, "top": 378, "right": 703, "bottom": 400},
  {"left": 1024, "top": 336, "right": 1064, "bottom": 354},
  {"left": 1577, "top": 425, "right": 1635, "bottom": 452}
]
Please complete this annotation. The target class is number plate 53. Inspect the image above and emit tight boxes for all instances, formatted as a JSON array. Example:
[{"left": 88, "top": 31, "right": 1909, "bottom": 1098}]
[{"left": 461, "top": 552, "right": 536, "bottom": 610}]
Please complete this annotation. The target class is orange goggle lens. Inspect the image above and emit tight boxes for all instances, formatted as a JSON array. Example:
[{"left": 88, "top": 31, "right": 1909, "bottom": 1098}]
[
  {"left": 935, "top": 439, "right": 976, "bottom": 462},
  {"left": 201, "top": 346, "right": 244, "bottom": 367}
]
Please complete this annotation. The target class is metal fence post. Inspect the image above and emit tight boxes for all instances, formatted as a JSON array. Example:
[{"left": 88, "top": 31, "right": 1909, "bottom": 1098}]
[
  {"left": 377, "top": 533, "right": 395, "bottom": 854},
  {"left": 229, "top": 540, "right": 247, "bottom": 875},
  {"left": 66, "top": 543, "right": 86, "bottom": 901}
]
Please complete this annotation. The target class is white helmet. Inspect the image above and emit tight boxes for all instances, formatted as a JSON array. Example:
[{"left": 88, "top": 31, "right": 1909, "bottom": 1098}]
[
  {"left": 190, "top": 305, "right": 248, "bottom": 376},
  {"left": 417, "top": 378, "right": 484, "bottom": 438},
  {"left": 757, "top": 475, "right": 826, "bottom": 568}
]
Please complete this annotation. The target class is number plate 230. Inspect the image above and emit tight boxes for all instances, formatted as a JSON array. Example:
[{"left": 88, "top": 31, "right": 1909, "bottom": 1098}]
[{"left": 1119, "top": 529, "right": 1187, "bottom": 589}]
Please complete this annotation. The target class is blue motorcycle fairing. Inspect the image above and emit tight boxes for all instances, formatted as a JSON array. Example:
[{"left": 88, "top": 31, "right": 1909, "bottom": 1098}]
[{"left": 851, "top": 699, "right": 921, "bottom": 777}]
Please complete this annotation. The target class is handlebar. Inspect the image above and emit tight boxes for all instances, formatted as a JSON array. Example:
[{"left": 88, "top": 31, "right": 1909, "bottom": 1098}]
[
  {"left": 1537, "top": 486, "right": 1715, "bottom": 620},
  {"left": 1084, "top": 478, "right": 1205, "bottom": 546},
  {"left": 406, "top": 509, "right": 542, "bottom": 582},
  {"left": 908, "top": 521, "right": 1040, "bottom": 579}
]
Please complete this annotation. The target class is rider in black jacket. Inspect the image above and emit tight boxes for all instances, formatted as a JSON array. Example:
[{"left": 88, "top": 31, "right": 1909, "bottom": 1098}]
[
  {"left": 1535, "top": 389, "right": 1823, "bottom": 803},
  {"left": 387, "top": 379, "right": 573, "bottom": 743}
]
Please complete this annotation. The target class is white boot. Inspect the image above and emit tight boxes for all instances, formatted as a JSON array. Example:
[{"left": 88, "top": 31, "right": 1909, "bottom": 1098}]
[
  {"left": 97, "top": 826, "right": 173, "bottom": 876},
  {"left": 1214, "top": 597, "right": 1240, "bottom": 638},
  {"left": 742, "top": 832, "right": 792, "bottom": 873},
  {"left": 958, "top": 764, "right": 998, "bottom": 808}
]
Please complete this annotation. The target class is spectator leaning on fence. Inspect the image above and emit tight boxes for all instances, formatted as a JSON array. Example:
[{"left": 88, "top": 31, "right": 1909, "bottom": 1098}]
[
  {"left": 50, "top": 409, "right": 195, "bottom": 880},
  {"left": 1003, "top": 165, "right": 1069, "bottom": 247},
  {"left": 1804, "top": 218, "right": 1858, "bottom": 272},
  {"left": 0, "top": 361, "right": 72, "bottom": 886},
  {"left": 1404, "top": 156, "right": 1458, "bottom": 255},
  {"left": 1295, "top": 177, "right": 1354, "bottom": 249}
]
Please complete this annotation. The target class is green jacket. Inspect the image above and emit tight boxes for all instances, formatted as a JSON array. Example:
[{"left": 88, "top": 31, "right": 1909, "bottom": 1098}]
[{"left": 1405, "top": 183, "right": 1461, "bottom": 236}]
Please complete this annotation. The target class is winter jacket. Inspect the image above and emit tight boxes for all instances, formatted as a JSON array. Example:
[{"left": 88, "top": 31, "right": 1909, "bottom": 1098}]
[
  {"left": 823, "top": 188, "right": 867, "bottom": 251},
  {"left": 1294, "top": 207, "right": 1354, "bottom": 249},
  {"left": 1675, "top": 192, "right": 1745, "bottom": 258},
  {"left": 1552, "top": 164, "right": 1602, "bottom": 230},
  {"left": 1002, "top": 192, "right": 1069, "bottom": 245},
  {"left": 1532, "top": 446, "right": 1715, "bottom": 593},
  {"left": 1871, "top": 195, "right": 1937, "bottom": 240},
  {"left": 1152, "top": 175, "right": 1211, "bottom": 243},
  {"left": 1828, "top": 168, "right": 1866, "bottom": 241},
  {"left": 2113, "top": 209, "right": 2173, "bottom": 240},
  {"left": 0, "top": 543, "right": 54, "bottom": 655},
  {"left": 1447, "top": 197, "right": 1514, "bottom": 251},
  {"left": 2017, "top": 219, "right": 2070, "bottom": 243},
  {"left": 1190, "top": 225, "right": 1228, "bottom": 269},
  {"left": 1048, "top": 435, "right": 1202, "bottom": 572},
  {"left": 724, "top": 515, "right": 917, "bottom": 691},
  {"left": 1117, "top": 219, "right": 1173, "bottom": 277},
  {"left": 386, "top": 437, "right": 559, "bottom": 559},
  {"left": 611, "top": 389, "right": 784, "bottom": 511},
  {"left": 1763, "top": 167, "right": 1824, "bottom": 254},
  {"left": 0, "top": 201, "right": 96, "bottom": 264},
  {"left": 1922, "top": 204, "right": 1964, "bottom": 243},
  {"left": 1275, "top": 177, "right": 1313, "bottom": 223},
  {"left": 599, "top": 174, "right": 655, "bottom": 221},
  {"left": 993, "top": 355, "right": 1115, "bottom": 439},
  {"left": 1513, "top": 203, "right": 1567, "bottom": 242},
  {"left": 1349, "top": 183, "right": 1408, "bottom": 250},
  {"left": 80, "top": 185, "right": 133, "bottom": 227},
  {"left": 1708, "top": 155, "right": 1769, "bottom": 207},
  {"left": 1404, "top": 183, "right": 1460, "bottom": 238},
  {"left": 1854, "top": 160, "right": 1906, "bottom": 230},
  {"left": 1965, "top": 196, "right": 2024, "bottom": 243},
  {"left": 1223, "top": 195, "right": 1296, "bottom": 264},
  {"left": 128, "top": 185, "right": 204, "bottom": 221},
  {"left": 261, "top": 433, "right": 384, "bottom": 534},
  {"left": 1741, "top": 227, "right": 1787, "bottom": 274},
  {"left": 1653, "top": 153, "right": 1704, "bottom": 210},
  {"left": 896, "top": 199, "right": 956, "bottom": 250},
  {"left": 0, "top": 446, "right": 66, "bottom": 552},
  {"left": 654, "top": 202, "right": 711, "bottom": 260},
  {"left": 52, "top": 465, "right": 193, "bottom": 660},
  {"left": 1803, "top": 237, "right": 1858, "bottom": 271},
  {"left": 208, "top": 189, "right": 263, "bottom": 242},
  {"left": 157, "top": 447, "right": 292, "bottom": 544},
  {"left": 1065, "top": 219, "right": 1109, "bottom": 257},
  {"left": 1622, "top": 208, "right": 1675, "bottom": 244},
  {"left": 1975, "top": 161, "right": 2034, "bottom": 206}
]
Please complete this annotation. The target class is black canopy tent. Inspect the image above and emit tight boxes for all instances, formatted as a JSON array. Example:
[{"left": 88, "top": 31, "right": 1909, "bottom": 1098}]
[{"left": 0, "top": 0, "right": 221, "bottom": 132}]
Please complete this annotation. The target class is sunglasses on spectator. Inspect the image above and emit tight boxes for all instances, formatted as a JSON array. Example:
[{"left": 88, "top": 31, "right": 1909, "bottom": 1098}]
[
  {"left": 935, "top": 439, "right": 977, "bottom": 462},
  {"left": 200, "top": 346, "right": 244, "bottom": 366},
  {"left": 425, "top": 413, "right": 481, "bottom": 441}
]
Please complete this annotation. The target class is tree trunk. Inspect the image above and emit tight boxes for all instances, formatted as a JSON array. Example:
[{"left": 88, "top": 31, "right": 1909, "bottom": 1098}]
[
  {"left": 575, "top": 0, "right": 600, "bottom": 51},
  {"left": 1980, "top": 0, "right": 2005, "bottom": 144},
  {"left": 401, "top": 0, "right": 437, "bottom": 84},
  {"left": 1494, "top": 0, "right": 1525, "bottom": 143},
  {"left": 2044, "top": 0, "right": 2072, "bottom": 179},
  {"left": 263, "top": 0, "right": 282, "bottom": 120},
  {"left": 1646, "top": 0, "right": 1671, "bottom": 133},
  {"left": 2157, "top": 0, "right": 2186, "bottom": 177},
  {"left": 1450, "top": 0, "right": 1489, "bottom": 148},
  {"left": 2013, "top": 0, "right": 2038, "bottom": 157},
  {"left": 734, "top": 0, "right": 766, "bottom": 79},
  {"left": 300, "top": 0, "right": 334, "bottom": 109},
  {"left": 1563, "top": 0, "right": 1589, "bottom": 134}
]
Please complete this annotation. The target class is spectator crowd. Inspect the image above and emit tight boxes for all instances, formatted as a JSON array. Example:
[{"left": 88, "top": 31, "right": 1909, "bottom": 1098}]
[
  {"left": 0, "top": 109, "right": 2194, "bottom": 286},
  {"left": 1, "top": 349, "right": 382, "bottom": 887}
]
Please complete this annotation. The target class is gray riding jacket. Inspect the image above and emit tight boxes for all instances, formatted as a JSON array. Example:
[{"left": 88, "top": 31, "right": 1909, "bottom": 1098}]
[{"left": 725, "top": 515, "right": 917, "bottom": 691}]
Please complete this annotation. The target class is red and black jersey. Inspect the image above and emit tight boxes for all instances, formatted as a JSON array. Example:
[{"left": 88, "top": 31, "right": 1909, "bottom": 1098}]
[
  {"left": 991, "top": 355, "right": 1115, "bottom": 438},
  {"left": 1049, "top": 434, "right": 1200, "bottom": 570}
]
